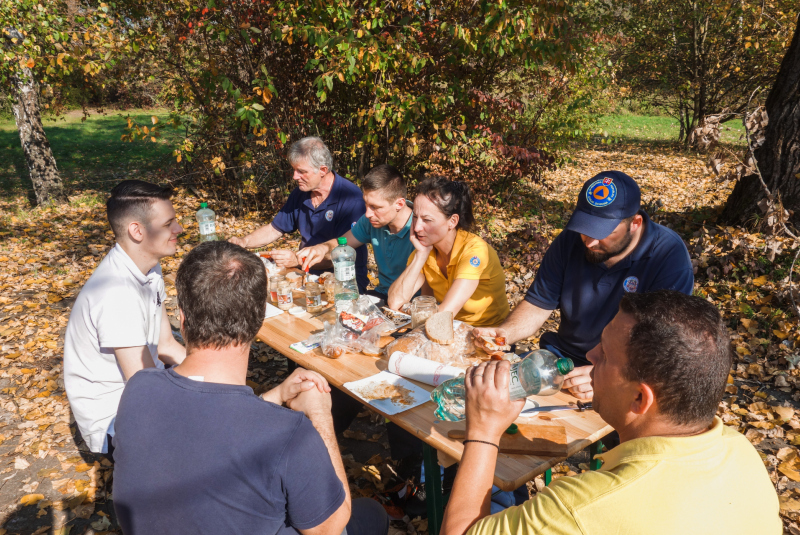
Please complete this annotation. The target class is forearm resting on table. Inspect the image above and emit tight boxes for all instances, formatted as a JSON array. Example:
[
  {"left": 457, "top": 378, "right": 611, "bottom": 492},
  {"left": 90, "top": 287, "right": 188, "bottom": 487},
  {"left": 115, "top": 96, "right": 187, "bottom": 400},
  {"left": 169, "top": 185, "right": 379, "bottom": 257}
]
[
  {"left": 240, "top": 223, "right": 282, "bottom": 249},
  {"left": 441, "top": 442, "right": 497, "bottom": 535},
  {"left": 387, "top": 260, "right": 425, "bottom": 310},
  {"left": 501, "top": 300, "right": 553, "bottom": 345}
]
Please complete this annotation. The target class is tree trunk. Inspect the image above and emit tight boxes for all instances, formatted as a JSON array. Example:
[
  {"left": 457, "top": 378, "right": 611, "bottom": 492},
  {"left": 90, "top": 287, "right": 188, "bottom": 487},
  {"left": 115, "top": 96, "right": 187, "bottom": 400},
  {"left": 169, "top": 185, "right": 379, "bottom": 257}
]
[
  {"left": 720, "top": 16, "right": 800, "bottom": 225},
  {"left": 12, "top": 67, "right": 67, "bottom": 205}
]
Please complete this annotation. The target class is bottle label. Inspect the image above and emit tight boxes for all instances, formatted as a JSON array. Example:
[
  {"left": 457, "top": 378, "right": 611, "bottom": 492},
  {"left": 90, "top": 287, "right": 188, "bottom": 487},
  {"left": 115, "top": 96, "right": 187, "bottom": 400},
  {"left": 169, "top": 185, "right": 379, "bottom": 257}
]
[
  {"left": 508, "top": 362, "right": 526, "bottom": 400},
  {"left": 199, "top": 221, "right": 216, "bottom": 235},
  {"left": 334, "top": 263, "right": 355, "bottom": 281},
  {"left": 277, "top": 293, "right": 292, "bottom": 306},
  {"left": 306, "top": 294, "right": 321, "bottom": 308}
]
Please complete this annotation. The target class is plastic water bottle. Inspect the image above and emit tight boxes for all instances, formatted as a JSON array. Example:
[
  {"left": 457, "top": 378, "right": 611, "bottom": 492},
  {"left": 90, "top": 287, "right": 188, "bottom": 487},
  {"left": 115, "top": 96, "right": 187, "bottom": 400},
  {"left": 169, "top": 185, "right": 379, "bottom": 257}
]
[
  {"left": 430, "top": 349, "right": 574, "bottom": 422},
  {"left": 332, "top": 237, "right": 358, "bottom": 311},
  {"left": 196, "top": 202, "right": 218, "bottom": 242}
]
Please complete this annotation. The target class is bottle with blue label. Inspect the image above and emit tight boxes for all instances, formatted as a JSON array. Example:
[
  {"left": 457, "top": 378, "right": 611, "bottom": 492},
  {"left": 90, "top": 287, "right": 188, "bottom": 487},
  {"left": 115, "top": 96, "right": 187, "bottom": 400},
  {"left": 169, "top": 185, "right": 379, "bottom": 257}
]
[
  {"left": 332, "top": 237, "right": 358, "bottom": 311},
  {"left": 430, "top": 349, "right": 574, "bottom": 422},
  {"left": 196, "top": 202, "right": 218, "bottom": 242}
]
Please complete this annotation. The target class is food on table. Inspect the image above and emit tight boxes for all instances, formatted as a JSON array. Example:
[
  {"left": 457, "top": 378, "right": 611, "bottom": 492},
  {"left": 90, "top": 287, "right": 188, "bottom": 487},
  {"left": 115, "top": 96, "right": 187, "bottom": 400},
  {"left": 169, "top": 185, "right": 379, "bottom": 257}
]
[
  {"left": 384, "top": 322, "right": 476, "bottom": 365},
  {"left": 340, "top": 311, "right": 368, "bottom": 334},
  {"left": 410, "top": 295, "right": 438, "bottom": 328},
  {"left": 276, "top": 280, "right": 293, "bottom": 310},
  {"left": 381, "top": 307, "right": 412, "bottom": 328},
  {"left": 353, "top": 382, "right": 416, "bottom": 406},
  {"left": 268, "top": 274, "right": 285, "bottom": 304},
  {"left": 323, "top": 344, "right": 345, "bottom": 359},
  {"left": 285, "top": 271, "right": 303, "bottom": 290},
  {"left": 305, "top": 281, "right": 323, "bottom": 313},
  {"left": 473, "top": 334, "right": 512, "bottom": 358},
  {"left": 425, "top": 311, "right": 454, "bottom": 345}
]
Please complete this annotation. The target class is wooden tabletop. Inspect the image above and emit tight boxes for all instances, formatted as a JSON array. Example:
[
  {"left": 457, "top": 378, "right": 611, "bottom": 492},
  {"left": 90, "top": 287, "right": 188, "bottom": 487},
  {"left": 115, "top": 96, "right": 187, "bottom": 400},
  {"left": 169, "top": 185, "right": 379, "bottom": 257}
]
[{"left": 256, "top": 299, "right": 613, "bottom": 492}]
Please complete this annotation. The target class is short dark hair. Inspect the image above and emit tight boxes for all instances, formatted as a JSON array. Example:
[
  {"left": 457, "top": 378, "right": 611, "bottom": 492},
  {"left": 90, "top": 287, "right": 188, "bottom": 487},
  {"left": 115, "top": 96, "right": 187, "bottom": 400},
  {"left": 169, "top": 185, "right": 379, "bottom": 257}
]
[
  {"left": 618, "top": 290, "right": 732, "bottom": 426},
  {"left": 176, "top": 241, "right": 267, "bottom": 351},
  {"left": 362, "top": 164, "right": 406, "bottom": 201},
  {"left": 107, "top": 180, "right": 173, "bottom": 238},
  {"left": 415, "top": 175, "right": 475, "bottom": 232}
]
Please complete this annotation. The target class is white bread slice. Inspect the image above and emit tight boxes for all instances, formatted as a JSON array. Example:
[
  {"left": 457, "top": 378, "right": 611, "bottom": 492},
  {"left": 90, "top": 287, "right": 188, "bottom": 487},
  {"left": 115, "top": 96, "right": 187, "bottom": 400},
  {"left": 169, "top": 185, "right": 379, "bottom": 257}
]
[{"left": 425, "top": 311, "right": 454, "bottom": 345}]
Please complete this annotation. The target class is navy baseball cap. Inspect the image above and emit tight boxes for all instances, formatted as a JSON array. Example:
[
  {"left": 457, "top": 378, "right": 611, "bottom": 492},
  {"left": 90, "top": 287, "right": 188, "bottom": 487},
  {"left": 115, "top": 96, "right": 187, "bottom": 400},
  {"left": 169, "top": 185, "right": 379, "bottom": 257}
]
[{"left": 564, "top": 171, "right": 641, "bottom": 240}]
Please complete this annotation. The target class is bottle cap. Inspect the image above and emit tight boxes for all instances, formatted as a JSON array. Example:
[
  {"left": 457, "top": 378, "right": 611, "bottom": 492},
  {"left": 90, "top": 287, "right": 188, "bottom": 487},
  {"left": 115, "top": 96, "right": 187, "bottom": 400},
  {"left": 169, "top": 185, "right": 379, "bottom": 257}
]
[
  {"left": 556, "top": 358, "right": 575, "bottom": 375},
  {"left": 337, "top": 237, "right": 347, "bottom": 245},
  {"left": 200, "top": 202, "right": 208, "bottom": 209}
]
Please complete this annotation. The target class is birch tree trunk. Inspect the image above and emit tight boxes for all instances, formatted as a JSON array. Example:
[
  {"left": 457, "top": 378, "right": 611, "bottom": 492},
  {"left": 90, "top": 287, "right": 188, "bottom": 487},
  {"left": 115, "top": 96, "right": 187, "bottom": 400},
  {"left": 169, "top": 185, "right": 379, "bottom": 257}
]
[{"left": 11, "top": 67, "right": 67, "bottom": 205}]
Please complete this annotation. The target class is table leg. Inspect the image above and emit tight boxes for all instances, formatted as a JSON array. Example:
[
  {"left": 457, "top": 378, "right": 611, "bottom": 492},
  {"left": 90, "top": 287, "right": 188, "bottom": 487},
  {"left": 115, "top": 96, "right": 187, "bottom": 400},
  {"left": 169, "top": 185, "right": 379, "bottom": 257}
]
[
  {"left": 423, "top": 443, "right": 444, "bottom": 535},
  {"left": 544, "top": 468, "right": 552, "bottom": 486},
  {"left": 589, "top": 440, "right": 604, "bottom": 470}
]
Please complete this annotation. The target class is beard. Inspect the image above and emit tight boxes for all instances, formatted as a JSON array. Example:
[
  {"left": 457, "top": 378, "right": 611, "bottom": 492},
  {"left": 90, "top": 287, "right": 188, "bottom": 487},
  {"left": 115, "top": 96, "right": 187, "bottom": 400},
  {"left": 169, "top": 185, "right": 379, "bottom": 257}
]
[{"left": 585, "top": 229, "right": 635, "bottom": 264}]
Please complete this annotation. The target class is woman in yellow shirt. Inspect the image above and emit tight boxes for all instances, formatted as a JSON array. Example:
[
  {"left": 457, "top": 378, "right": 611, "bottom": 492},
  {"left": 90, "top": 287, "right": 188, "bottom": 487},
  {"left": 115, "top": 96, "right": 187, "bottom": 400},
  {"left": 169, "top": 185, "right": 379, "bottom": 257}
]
[{"left": 387, "top": 176, "right": 510, "bottom": 327}]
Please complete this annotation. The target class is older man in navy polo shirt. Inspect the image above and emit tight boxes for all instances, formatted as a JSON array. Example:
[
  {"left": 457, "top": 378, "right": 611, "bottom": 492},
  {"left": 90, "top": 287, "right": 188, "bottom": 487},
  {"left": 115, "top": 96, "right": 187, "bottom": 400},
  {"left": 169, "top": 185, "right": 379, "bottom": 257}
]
[
  {"left": 474, "top": 171, "right": 693, "bottom": 400},
  {"left": 230, "top": 137, "right": 369, "bottom": 291}
]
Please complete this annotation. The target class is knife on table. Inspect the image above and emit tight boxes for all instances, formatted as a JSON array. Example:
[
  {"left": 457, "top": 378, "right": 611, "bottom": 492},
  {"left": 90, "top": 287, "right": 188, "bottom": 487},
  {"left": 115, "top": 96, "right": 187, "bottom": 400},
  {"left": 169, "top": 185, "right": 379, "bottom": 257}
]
[{"left": 521, "top": 401, "right": 593, "bottom": 414}]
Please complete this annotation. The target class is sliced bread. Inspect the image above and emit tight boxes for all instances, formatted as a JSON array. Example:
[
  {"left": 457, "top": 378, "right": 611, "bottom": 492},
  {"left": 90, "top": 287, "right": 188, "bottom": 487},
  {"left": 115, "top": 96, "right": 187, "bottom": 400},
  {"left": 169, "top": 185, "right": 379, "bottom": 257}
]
[{"left": 425, "top": 311, "right": 454, "bottom": 345}]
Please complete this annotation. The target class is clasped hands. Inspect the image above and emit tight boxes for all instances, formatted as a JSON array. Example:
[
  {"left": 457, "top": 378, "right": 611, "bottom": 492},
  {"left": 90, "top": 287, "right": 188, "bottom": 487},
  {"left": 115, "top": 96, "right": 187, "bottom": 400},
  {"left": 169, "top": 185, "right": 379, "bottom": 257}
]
[{"left": 262, "top": 368, "right": 332, "bottom": 419}]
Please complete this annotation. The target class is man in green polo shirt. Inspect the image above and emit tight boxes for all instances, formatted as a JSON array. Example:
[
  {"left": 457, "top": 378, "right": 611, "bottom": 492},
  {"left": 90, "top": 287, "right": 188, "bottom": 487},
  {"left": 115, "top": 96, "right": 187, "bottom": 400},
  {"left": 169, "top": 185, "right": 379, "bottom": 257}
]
[
  {"left": 299, "top": 164, "right": 414, "bottom": 301},
  {"left": 442, "top": 290, "right": 780, "bottom": 535}
]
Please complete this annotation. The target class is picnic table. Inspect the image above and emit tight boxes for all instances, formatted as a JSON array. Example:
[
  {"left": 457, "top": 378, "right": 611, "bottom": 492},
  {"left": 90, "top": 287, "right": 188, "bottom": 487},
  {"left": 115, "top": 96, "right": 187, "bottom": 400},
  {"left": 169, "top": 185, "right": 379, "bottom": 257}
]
[{"left": 256, "top": 292, "right": 613, "bottom": 534}]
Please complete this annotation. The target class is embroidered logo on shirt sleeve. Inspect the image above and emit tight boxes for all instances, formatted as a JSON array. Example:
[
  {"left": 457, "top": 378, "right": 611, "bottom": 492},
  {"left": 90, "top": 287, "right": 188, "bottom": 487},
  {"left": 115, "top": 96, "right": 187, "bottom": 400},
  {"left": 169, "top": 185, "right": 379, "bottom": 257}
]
[{"left": 469, "top": 256, "right": 481, "bottom": 268}]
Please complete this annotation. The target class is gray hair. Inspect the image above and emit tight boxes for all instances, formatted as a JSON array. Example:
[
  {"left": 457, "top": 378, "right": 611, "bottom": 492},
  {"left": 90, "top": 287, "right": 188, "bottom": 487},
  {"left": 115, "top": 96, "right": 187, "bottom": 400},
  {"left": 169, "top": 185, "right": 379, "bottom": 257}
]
[{"left": 287, "top": 136, "right": 334, "bottom": 172}]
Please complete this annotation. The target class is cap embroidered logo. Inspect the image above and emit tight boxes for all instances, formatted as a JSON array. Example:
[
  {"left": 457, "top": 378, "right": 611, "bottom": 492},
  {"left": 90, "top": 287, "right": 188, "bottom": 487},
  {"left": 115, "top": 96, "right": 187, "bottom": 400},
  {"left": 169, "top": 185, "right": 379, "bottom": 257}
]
[
  {"left": 623, "top": 276, "right": 639, "bottom": 293},
  {"left": 325, "top": 210, "right": 334, "bottom": 221},
  {"left": 586, "top": 179, "right": 617, "bottom": 208},
  {"left": 469, "top": 256, "right": 481, "bottom": 267}
]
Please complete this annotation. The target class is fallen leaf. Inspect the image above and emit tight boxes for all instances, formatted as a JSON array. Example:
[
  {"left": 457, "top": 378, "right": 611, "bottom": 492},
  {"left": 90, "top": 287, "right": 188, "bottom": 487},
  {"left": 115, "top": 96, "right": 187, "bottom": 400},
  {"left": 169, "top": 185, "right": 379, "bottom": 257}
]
[{"left": 20, "top": 493, "right": 45, "bottom": 506}]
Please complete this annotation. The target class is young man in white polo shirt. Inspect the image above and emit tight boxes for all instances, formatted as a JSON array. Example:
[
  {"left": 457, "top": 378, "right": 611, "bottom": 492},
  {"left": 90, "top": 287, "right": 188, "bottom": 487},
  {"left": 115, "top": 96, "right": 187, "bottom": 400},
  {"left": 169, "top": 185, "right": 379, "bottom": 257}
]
[{"left": 64, "top": 180, "right": 186, "bottom": 455}]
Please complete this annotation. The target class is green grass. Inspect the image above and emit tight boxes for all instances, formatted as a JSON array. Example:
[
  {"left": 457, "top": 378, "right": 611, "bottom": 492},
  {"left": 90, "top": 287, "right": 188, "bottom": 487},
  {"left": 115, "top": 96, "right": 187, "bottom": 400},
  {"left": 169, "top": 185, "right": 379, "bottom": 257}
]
[
  {"left": 596, "top": 114, "right": 747, "bottom": 146},
  {"left": 0, "top": 108, "right": 184, "bottom": 197}
]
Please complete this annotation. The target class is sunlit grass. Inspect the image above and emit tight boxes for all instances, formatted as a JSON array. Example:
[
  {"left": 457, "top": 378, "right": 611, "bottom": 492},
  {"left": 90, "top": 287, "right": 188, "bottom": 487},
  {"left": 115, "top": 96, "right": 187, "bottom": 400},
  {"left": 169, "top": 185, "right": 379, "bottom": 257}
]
[
  {"left": 0, "top": 108, "right": 184, "bottom": 198},
  {"left": 596, "top": 113, "right": 746, "bottom": 146}
]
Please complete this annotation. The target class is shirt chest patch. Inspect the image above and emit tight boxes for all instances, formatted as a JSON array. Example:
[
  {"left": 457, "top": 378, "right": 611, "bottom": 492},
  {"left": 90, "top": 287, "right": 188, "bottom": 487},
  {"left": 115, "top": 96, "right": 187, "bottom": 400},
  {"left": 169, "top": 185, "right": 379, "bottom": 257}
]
[
  {"left": 623, "top": 276, "right": 639, "bottom": 292},
  {"left": 325, "top": 210, "right": 334, "bottom": 221}
]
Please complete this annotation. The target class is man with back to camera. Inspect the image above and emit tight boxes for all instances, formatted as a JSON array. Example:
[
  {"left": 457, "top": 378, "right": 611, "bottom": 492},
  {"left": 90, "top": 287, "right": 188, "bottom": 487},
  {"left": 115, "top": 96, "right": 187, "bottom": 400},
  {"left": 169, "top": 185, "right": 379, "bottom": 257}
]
[
  {"left": 63, "top": 180, "right": 186, "bottom": 455},
  {"left": 112, "top": 241, "right": 389, "bottom": 535},
  {"left": 474, "top": 170, "right": 694, "bottom": 401},
  {"left": 229, "top": 136, "right": 369, "bottom": 292},
  {"left": 444, "top": 290, "right": 781, "bottom": 535},
  {"left": 298, "top": 163, "right": 415, "bottom": 302}
]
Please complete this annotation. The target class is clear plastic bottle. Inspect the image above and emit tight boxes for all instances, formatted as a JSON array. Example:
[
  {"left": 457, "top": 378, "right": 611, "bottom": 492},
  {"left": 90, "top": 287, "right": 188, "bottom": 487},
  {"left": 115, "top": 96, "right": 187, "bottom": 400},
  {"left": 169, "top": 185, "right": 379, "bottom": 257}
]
[
  {"left": 332, "top": 237, "right": 358, "bottom": 312},
  {"left": 196, "top": 202, "right": 218, "bottom": 242},
  {"left": 430, "top": 349, "right": 575, "bottom": 422}
]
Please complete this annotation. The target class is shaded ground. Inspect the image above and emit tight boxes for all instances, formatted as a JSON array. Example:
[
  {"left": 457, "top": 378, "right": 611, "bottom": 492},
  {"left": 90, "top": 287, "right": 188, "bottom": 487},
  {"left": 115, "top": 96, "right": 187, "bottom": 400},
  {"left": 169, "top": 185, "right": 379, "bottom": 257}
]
[{"left": 0, "top": 138, "right": 797, "bottom": 533}]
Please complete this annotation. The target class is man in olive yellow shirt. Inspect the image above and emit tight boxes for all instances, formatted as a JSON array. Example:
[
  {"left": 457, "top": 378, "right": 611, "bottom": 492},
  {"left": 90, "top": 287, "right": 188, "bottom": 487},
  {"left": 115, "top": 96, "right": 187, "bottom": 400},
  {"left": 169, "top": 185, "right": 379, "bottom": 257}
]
[{"left": 442, "top": 290, "right": 781, "bottom": 535}]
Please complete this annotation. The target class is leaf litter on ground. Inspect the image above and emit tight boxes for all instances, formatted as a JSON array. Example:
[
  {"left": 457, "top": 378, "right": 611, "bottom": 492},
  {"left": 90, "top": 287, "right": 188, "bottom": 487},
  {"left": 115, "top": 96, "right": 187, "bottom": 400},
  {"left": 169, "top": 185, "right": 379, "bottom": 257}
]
[{"left": 0, "top": 140, "right": 797, "bottom": 532}]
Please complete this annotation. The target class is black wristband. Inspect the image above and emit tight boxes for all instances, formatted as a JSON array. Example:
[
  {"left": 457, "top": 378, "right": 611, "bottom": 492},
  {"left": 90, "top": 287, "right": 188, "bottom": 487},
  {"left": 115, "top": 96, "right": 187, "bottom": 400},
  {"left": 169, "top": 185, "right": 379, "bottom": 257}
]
[{"left": 463, "top": 439, "right": 499, "bottom": 449}]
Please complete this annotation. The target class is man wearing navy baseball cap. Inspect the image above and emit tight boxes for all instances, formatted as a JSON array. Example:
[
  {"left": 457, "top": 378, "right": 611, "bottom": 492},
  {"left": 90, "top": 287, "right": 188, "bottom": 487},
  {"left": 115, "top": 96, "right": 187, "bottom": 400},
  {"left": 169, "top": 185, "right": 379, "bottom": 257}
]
[{"left": 473, "top": 171, "right": 693, "bottom": 400}]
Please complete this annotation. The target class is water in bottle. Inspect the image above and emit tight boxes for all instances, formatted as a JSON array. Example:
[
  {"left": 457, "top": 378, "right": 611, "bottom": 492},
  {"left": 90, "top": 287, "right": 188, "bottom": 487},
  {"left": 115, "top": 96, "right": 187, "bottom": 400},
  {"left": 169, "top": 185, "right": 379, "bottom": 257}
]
[
  {"left": 430, "top": 349, "right": 574, "bottom": 422},
  {"left": 332, "top": 237, "right": 358, "bottom": 311},
  {"left": 196, "top": 202, "right": 218, "bottom": 242}
]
